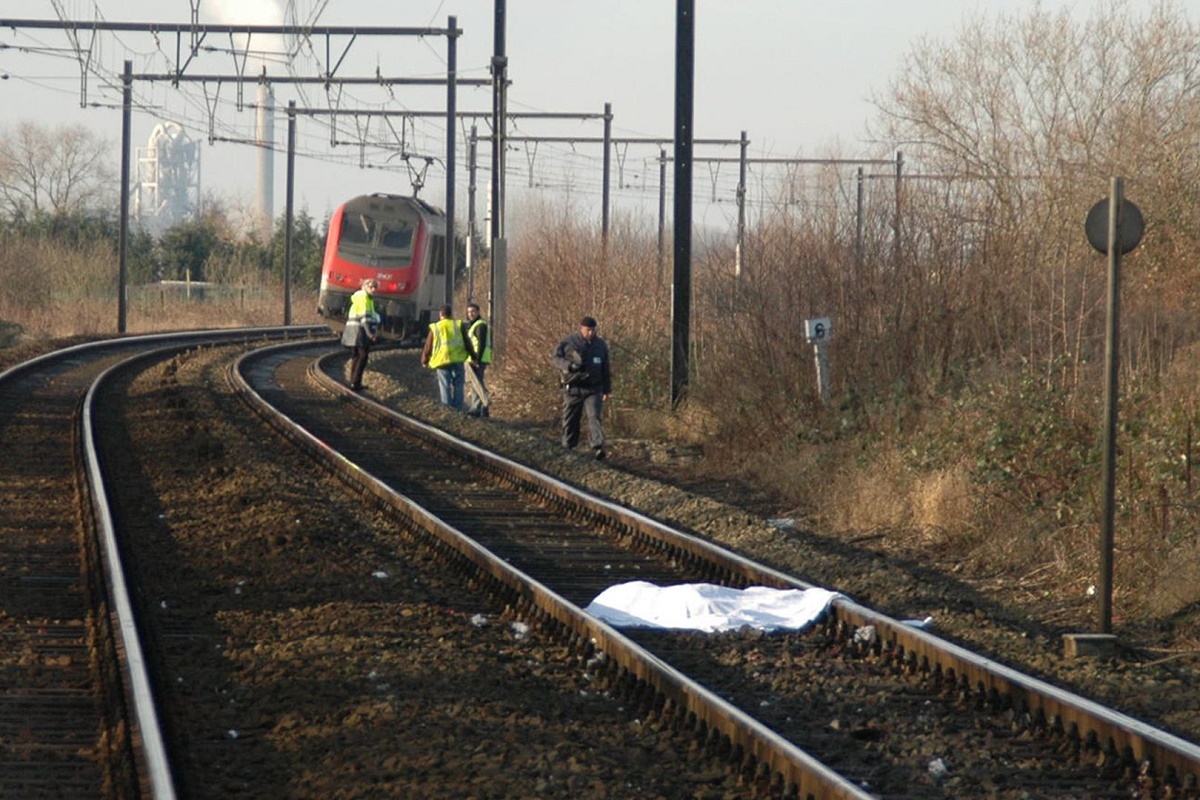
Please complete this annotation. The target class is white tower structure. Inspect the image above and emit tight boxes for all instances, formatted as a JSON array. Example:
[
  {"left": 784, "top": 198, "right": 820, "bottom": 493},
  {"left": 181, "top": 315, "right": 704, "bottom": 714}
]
[
  {"left": 133, "top": 121, "right": 201, "bottom": 234},
  {"left": 256, "top": 84, "right": 276, "bottom": 242}
]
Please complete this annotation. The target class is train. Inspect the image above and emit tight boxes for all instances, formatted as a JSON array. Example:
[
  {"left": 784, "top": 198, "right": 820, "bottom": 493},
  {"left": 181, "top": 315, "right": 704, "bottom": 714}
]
[{"left": 317, "top": 193, "right": 448, "bottom": 341}]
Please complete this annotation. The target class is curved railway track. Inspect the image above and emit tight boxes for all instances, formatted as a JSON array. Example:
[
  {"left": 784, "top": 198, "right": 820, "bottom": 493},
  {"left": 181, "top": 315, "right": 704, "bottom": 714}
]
[
  {"left": 0, "top": 328, "right": 325, "bottom": 799},
  {"left": 225, "top": 341, "right": 1200, "bottom": 799},
  {"left": 22, "top": 335, "right": 770, "bottom": 799},
  {"left": 5, "top": 333, "right": 1200, "bottom": 798}
]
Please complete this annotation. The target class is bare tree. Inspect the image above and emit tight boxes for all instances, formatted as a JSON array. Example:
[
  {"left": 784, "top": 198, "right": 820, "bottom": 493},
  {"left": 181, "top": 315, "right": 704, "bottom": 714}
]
[
  {"left": 0, "top": 121, "right": 114, "bottom": 217},
  {"left": 870, "top": 0, "right": 1200, "bottom": 385}
]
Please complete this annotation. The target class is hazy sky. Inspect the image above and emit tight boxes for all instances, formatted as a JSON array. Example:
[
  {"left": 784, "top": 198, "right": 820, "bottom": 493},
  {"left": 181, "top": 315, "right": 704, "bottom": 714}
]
[{"left": 0, "top": 1, "right": 1189, "bottom": 232}]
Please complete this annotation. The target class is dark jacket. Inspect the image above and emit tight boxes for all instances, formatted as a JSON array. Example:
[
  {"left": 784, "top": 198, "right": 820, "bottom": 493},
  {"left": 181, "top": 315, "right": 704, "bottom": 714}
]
[{"left": 552, "top": 332, "right": 612, "bottom": 395}]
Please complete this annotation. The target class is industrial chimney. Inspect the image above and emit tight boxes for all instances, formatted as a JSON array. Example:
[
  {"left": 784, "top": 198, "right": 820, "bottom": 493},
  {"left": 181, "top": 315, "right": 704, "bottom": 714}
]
[{"left": 256, "top": 83, "right": 275, "bottom": 242}]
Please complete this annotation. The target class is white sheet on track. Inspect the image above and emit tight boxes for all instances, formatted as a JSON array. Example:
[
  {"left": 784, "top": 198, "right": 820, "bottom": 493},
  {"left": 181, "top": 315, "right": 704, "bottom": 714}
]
[{"left": 583, "top": 581, "right": 845, "bottom": 633}]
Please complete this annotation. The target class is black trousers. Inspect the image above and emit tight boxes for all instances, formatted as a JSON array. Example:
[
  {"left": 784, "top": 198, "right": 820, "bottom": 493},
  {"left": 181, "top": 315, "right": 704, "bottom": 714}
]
[
  {"left": 561, "top": 390, "right": 604, "bottom": 449},
  {"left": 349, "top": 339, "right": 372, "bottom": 388}
]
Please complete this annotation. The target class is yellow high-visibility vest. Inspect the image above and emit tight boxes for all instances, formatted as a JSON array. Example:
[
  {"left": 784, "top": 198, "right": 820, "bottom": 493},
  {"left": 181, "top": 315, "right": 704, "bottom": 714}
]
[
  {"left": 428, "top": 318, "right": 468, "bottom": 368},
  {"left": 347, "top": 289, "right": 377, "bottom": 322},
  {"left": 467, "top": 319, "right": 493, "bottom": 364}
]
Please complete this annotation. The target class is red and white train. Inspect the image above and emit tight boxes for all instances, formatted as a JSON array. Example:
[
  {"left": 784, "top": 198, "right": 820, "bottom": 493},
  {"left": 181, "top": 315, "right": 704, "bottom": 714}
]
[{"left": 317, "top": 193, "right": 448, "bottom": 340}]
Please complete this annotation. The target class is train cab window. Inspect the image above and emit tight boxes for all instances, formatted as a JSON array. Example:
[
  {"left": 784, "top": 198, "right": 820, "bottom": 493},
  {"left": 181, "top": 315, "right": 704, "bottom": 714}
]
[
  {"left": 341, "top": 213, "right": 376, "bottom": 246},
  {"left": 429, "top": 235, "right": 446, "bottom": 275},
  {"left": 380, "top": 225, "right": 413, "bottom": 253}
]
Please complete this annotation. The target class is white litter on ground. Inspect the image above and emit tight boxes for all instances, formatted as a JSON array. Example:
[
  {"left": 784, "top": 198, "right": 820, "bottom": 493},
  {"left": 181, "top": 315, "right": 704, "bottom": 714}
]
[{"left": 584, "top": 581, "right": 845, "bottom": 633}]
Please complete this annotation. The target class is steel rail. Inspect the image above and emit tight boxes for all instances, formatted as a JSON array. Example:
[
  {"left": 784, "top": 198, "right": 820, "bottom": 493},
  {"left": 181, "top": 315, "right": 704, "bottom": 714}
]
[
  {"left": 0, "top": 326, "right": 328, "bottom": 384},
  {"left": 82, "top": 348, "right": 190, "bottom": 800}
]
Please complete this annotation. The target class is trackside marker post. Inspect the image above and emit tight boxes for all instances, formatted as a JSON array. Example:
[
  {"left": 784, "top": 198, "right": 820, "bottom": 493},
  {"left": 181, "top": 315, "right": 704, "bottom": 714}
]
[
  {"left": 1081, "top": 177, "right": 1143, "bottom": 643},
  {"left": 804, "top": 316, "right": 832, "bottom": 406}
]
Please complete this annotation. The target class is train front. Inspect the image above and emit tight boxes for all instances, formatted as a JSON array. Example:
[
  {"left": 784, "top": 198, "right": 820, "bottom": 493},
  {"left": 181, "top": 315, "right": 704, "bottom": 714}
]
[{"left": 317, "top": 194, "right": 434, "bottom": 341}]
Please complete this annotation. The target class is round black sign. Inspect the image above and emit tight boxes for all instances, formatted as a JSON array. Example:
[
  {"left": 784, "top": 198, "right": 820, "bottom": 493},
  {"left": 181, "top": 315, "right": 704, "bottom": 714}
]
[{"left": 1085, "top": 198, "right": 1144, "bottom": 255}]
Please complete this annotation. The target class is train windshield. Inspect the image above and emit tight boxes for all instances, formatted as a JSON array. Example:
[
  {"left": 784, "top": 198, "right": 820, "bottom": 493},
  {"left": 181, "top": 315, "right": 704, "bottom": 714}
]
[
  {"left": 337, "top": 198, "right": 420, "bottom": 264},
  {"left": 340, "top": 213, "right": 376, "bottom": 246},
  {"left": 378, "top": 223, "right": 414, "bottom": 255}
]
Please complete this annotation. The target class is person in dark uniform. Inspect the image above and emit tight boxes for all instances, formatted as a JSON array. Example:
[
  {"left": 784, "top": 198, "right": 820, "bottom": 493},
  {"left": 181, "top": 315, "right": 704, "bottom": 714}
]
[{"left": 551, "top": 315, "right": 612, "bottom": 460}]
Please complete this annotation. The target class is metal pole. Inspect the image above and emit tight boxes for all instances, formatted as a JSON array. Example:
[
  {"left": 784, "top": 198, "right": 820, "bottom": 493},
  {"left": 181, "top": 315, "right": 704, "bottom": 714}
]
[
  {"left": 893, "top": 151, "right": 903, "bottom": 273},
  {"left": 602, "top": 101, "right": 612, "bottom": 253},
  {"left": 489, "top": 0, "right": 507, "bottom": 321},
  {"left": 256, "top": 84, "right": 275, "bottom": 242},
  {"left": 855, "top": 166, "right": 864, "bottom": 271},
  {"left": 813, "top": 343, "right": 830, "bottom": 405},
  {"left": 467, "top": 124, "right": 477, "bottom": 302},
  {"left": 444, "top": 16, "right": 458, "bottom": 307},
  {"left": 735, "top": 129, "right": 747, "bottom": 279},
  {"left": 1099, "top": 176, "right": 1124, "bottom": 634},
  {"left": 671, "top": 0, "right": 694, "bottom": 407},
  {"left": 489, "top": 0, "right": 507, "bottom": 363},
  {"left": 118, "top": 60, "right": 131, "bottom": 333},
  {"left": 284, "top": 101, "right": 295, "bottom": 326},
  {"left": 657, "top": 147, "right": 666, "bottom": 287}
]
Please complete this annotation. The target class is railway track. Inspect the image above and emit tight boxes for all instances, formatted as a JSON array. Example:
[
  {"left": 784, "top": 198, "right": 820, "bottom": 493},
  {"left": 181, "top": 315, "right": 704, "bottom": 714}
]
[
  {"left": 40, "top": 335, "right": 770, "bottom": 798},
  {"left": 0, "top": 328, "right": 325, "bottom": 799},
  {"left": 225, "top": 340, "right": 1200, "bottom": 799},
  {"left": 5, "top": 333, "right": 1200, "bottom": 797}
]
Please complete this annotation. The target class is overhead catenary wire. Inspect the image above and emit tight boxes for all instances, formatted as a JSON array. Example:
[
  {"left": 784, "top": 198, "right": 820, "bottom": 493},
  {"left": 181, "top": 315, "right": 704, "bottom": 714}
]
[{"left": 1, "top": 10, "right": 905, "bottom": 250}]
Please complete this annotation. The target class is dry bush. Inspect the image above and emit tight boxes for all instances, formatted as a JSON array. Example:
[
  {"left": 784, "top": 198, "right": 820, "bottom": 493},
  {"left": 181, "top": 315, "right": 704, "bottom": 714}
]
[
  {"left": 0, "top": 236, "right": 50, "bottom": 319},
  {"left": 754, "top": 436, "right": 983, "bottom": 551},
  {"left": 798, "top": 448, "right": 916, "bottom": 536},
  {"left": 1140, "top": 538, "right": 1200, "bottom": 622},
  {"left": 125, "top": 288, "right": 321, "bottom": 333},
  {"left": 491, "top": 197, "right": 671, "bottom": 429},
  {"left": 0, "top": 233, "right": 118, "bottom": 337},
  {"left": 0, "top": 230, "right": 318, "bottom": 340},
  {"left": 910, "top": 465, "right": 977, "bottom": 544},
  {"left": 1100, "top": 342, "right": 1200, "bottom": 618}
]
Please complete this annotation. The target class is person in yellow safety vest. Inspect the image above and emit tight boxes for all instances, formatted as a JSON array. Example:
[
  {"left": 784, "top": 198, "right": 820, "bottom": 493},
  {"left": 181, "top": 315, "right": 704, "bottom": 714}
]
[
  {"left": 463, "top": 302, "right": 493, "bottom": 417},
  {"left": 342, "top": 278, "right": 381, "bottom": 391},
  {"left": 420, "top": 303, "right": 469, "bottom": 409}
]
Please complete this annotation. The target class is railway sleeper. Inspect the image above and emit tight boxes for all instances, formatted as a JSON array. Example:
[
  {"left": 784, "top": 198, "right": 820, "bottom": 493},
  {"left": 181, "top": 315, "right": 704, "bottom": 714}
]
[{"left": 1149, "top": 761, "right": 1198, "bottom": 799}]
